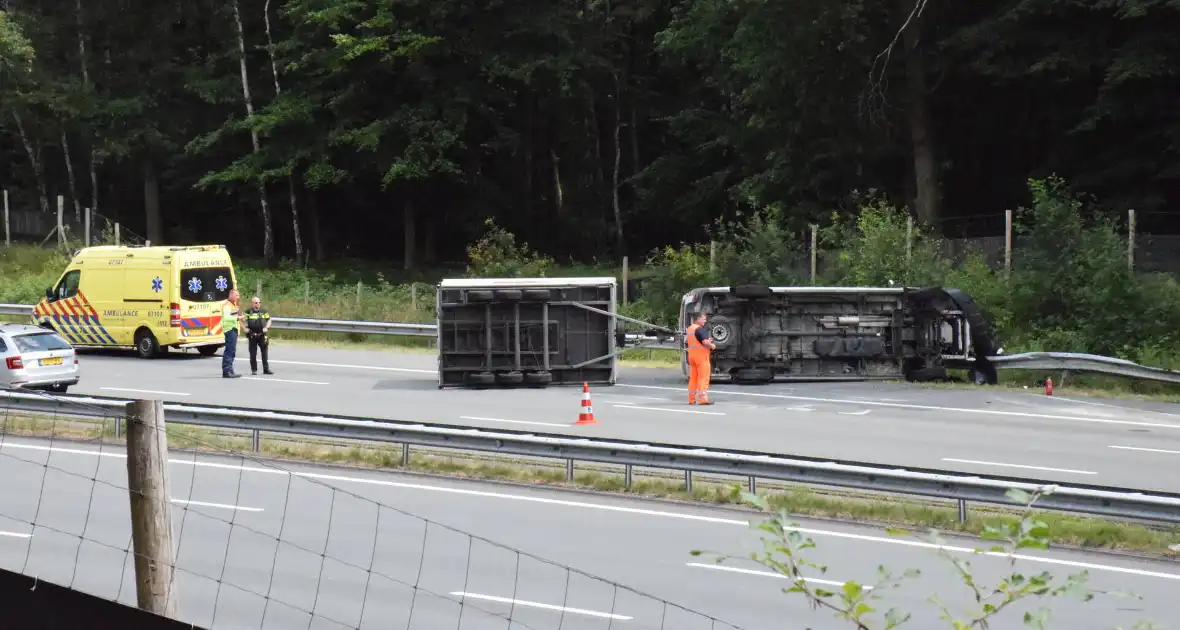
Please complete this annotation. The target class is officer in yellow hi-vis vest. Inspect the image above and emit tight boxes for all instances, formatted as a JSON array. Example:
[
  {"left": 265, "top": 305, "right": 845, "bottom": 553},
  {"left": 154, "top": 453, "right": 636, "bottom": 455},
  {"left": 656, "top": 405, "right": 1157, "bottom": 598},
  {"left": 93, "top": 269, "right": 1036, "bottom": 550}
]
[
  {"left": 244, "top": 295, "right": 274, "bottom": 376},
  {"left": 221, "top": 289, "right": 243, "bottom": 378}
]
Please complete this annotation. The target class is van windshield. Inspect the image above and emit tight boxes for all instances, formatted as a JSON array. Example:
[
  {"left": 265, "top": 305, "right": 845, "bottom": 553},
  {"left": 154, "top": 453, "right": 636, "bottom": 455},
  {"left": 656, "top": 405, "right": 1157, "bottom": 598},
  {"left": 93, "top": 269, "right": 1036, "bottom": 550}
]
[{"left": 180, "top": 267, "right": 234, "bottom": 303}]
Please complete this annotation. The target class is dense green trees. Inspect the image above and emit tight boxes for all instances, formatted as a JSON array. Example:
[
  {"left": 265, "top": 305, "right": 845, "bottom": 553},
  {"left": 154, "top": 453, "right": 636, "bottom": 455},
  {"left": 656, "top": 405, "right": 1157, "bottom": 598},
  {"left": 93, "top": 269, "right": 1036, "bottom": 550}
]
[{"left": 1, "top": 1, "right": 1177, "bottom": 267}]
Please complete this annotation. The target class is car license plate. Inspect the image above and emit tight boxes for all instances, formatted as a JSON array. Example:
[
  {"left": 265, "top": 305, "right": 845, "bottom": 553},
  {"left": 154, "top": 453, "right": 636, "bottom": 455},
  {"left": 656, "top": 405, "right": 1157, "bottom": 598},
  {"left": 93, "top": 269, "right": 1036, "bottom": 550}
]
[{"left": 40, "top": 357, "right": 63, "bottom": 366}]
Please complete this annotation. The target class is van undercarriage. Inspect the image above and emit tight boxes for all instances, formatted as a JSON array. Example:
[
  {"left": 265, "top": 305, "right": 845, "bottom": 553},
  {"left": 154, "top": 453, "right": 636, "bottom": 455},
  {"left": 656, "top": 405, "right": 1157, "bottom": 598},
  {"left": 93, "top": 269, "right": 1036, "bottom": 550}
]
[{"left": 681, "top": 284, "right": 1002, "bottom": 384}]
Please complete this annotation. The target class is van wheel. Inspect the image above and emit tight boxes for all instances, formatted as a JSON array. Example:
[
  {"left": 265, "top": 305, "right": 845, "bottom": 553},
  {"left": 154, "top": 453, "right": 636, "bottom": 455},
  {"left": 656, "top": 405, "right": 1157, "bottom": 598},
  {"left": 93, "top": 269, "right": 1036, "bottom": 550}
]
[
  {"left": 135, "top": 329, "right": 160, "bottom": 359},
  {"left": 197, "top": 345, "right": 221, "bottom": 357}
]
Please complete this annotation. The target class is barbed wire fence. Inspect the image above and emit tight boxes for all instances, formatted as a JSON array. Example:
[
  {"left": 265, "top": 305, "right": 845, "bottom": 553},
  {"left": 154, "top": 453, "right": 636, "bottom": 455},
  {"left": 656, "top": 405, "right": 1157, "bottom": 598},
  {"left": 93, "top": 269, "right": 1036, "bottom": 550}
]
[{"left": 0, "top": 390, "right": 745, "bottom": 630}]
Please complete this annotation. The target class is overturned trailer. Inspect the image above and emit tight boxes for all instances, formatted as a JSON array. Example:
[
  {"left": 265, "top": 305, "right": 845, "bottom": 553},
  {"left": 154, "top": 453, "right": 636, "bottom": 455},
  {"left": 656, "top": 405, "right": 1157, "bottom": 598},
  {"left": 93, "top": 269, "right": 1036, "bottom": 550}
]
[
  {"left": 435, "top": 277, "right": 619, "bottom": 388},
  {"left": 678, "top": 284, "right": 1002, "bottom": 384}
]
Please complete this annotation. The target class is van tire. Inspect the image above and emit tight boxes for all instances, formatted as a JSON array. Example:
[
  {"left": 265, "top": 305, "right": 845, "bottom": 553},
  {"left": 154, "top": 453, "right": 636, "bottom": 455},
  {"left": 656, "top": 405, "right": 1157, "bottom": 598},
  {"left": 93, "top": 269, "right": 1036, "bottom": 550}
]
[
  {"left": 197, "top": 345, "right": 221, "bottom": 357},
  {"left": 135, "top": 329, "right": 160, "bottom": 359}
]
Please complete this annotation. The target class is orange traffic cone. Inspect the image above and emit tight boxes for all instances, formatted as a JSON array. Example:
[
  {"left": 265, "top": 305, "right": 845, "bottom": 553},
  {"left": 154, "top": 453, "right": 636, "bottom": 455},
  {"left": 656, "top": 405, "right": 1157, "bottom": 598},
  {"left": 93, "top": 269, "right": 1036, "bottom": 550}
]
[
  {"left": 576, "top": 382, "right": 597, "bottom": 425},
  {"left": 1045, "top": 377, "right": 1054, "bottom": 396}
]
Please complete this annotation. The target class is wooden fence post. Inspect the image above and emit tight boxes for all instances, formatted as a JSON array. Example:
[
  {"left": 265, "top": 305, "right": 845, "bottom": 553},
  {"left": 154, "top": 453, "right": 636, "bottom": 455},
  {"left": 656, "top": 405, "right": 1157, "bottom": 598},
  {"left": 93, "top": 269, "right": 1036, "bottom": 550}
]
[{"left": 125, "top": 399, "right": 178, "bottom": 619}]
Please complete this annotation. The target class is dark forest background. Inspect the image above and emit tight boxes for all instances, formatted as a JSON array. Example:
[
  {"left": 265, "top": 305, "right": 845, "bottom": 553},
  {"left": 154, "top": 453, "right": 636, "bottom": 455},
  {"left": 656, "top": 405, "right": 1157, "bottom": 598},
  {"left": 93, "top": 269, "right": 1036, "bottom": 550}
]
[{"left": 2, "top": 0, "right": 1177, "bottom": 268}]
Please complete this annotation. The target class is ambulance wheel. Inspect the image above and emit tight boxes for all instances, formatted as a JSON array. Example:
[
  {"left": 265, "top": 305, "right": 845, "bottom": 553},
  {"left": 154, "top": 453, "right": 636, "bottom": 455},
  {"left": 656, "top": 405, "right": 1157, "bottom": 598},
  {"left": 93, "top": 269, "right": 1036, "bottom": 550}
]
[
  {"left": 197, "top": 345, "right": 221, "bottom": 357},
  {"left": 134, "top": 329, "right": 160, "bottom": 359}
]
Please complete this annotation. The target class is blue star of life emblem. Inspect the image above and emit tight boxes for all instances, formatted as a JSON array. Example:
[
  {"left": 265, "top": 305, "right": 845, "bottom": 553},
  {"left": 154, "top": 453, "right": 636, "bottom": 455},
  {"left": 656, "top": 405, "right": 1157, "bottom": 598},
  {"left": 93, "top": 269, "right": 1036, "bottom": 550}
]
[
  {"left": 188, "top": 277, "right": 202, "bottom": 293},
  {"left": 215, "top": 276, "right": 228, "bottom": 291},
  {"left": 151, "top": 277, "right": 163, "bottom": 293}
]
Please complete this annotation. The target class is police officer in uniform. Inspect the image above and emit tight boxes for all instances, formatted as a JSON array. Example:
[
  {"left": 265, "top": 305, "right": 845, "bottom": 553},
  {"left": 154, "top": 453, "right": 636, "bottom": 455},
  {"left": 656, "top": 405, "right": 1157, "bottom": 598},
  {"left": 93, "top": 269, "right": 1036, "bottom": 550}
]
[
  {"left": 221, "top": 289, "right": 243, "bottom": 378},
  {"left": 244, "top": 295, "right": 274, "bottom": 376}
]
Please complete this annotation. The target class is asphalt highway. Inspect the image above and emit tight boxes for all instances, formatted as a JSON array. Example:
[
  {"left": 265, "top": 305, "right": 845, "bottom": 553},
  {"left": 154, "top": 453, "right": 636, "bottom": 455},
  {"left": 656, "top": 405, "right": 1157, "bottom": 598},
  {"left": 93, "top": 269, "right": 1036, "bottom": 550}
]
[
  {"left": 0, "top": 436, "right": 1176, "bottom": 630},
  {"left": 45, "top": 344, "right": 1180, "bottom": 493}
]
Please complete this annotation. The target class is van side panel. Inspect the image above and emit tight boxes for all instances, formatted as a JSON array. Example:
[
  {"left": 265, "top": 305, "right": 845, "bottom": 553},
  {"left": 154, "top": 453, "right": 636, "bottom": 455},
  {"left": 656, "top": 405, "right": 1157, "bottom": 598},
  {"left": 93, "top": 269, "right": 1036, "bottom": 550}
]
[
  {"left": 77, "top": 267, "right": 128, "bottom": 345},
  {"left": 121, "top": 258, "right": 174, "bottom": 346}
]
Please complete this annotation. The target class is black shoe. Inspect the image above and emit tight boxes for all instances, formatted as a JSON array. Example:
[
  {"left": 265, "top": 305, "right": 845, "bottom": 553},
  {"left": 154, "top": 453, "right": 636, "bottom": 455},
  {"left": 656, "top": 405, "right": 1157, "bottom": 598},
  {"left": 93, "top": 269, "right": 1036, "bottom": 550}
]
[
  {"left": 263, "top": 369, "right": 274, "bottom": 375},
  {"left": 223, "top": 372, "right": 241, "bottom": 379},
  {"left": 251, "top": 370, "right": 258, "bottom": 375}
]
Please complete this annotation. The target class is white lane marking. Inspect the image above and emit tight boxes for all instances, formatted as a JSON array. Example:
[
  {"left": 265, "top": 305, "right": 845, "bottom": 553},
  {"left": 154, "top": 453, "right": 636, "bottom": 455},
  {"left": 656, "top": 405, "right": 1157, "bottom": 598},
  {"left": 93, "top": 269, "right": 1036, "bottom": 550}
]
[
  {"left": 172, "top": 499, "right": 263, "bottom": 512},
  {"left": 459, "top": 416, "right": 569, "bottom": 428},
  {"left": 7, "top": 441, "right": 1179, "bottom": 582},
  {"left": 1109, "top": 445, "right": 1180, "bottom": 455},
  {"left": 617, "top": 384, "right": 1180, "bottom": 430},
  {"left": 236, "top": 358, "right": 434, "bottom": 374},
  {"left": 613, "top": 404, "right": 726, "bottom": 416},
  {"left": 449, "top": 592, "right": 632, "bottom": 620},
  {"left": 838, "top": 410, "right": 871, "bottom": 416},
  {"left": 0, "top": 531, "right": 32, "bottom": 538},
  {"left": 242, "top": 377, "right": 328, "bottom": 385},
  {"left": 942, "top": 458, "right": 1097, "bottom": 475},
  {"left": 686, "top": 562, "right": 872, "bottom": 588},
  {"left": 788, "top": 406, "right": 814, "bottom": 412},
  {"left": 100, "top": 387, "right": 190, "bottom": 397}
]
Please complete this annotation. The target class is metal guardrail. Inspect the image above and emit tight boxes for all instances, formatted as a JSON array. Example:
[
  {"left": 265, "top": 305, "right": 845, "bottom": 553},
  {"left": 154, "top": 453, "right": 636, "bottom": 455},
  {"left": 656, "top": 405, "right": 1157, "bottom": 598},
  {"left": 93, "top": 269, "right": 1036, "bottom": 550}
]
[
  {"left": 4, "top": 389, "right": 1180, "bottom": 525},
  {"left": 989, "top": 352, "right": 1180, "bottom": 385},
  {"left": 7, "top": 303, "right": 1180, "bottom": 381}
]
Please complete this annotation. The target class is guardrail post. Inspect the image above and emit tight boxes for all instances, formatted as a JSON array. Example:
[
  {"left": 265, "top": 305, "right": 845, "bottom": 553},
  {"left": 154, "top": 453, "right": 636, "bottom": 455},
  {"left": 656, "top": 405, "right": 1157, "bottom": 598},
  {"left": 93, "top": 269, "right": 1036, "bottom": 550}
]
[
  {"left": 565, "top": 459, "right": 574, "bottom": 481},
  {"left": 958, "top": 499, "right": 968, "bottom": 523},
  {"left": 624, "top": 464, "right": 633, "bottom": 488},
  {"left": 251, "top": 429, "right": 260, "bottom": 452},
  {"left": 748, "top": 476, "right": 757, "bottom": 494},
  {"left": 114, "top": 417, "right": 122, "bottom": 440},
  {"left": 684, "top": 470, "right": 693, "bottom": 493},
  {"left": 124, "top": 399, "right": 178, "bottom": 619},
  {"left": 402, "top": 443, "right": 410, "bottom": 468}
]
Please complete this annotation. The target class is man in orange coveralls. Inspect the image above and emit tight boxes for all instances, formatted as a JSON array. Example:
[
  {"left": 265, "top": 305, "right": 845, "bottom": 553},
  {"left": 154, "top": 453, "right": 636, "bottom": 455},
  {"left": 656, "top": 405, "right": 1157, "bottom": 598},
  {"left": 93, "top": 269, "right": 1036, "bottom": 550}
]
[{"left": 686, "top": 311, "right": 717, "bottom": 405}]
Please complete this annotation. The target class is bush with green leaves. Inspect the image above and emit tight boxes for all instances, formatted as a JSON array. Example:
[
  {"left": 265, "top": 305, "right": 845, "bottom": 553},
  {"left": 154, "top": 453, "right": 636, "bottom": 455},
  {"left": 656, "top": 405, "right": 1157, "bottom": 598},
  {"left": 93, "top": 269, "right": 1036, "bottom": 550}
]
[
  {"left": 464, "top": 218, "right": 555, "bottom": 278},
  {"left": 693, "top": 487, "right": 1160, "bottom": 629}
]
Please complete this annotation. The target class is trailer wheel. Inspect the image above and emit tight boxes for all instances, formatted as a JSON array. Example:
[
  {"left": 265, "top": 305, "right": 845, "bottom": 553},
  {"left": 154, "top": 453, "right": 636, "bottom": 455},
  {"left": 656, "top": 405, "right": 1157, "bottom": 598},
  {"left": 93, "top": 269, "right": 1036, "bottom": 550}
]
[
  {"left": 466, "top": 290, "right": 495, "bottom": 303},
  {"left": 524, "top": 371, "right": 552, "bottom": 387},
  {"left": 496, "top": 371, "right": 525, "bottom": 385},
  {"left": 467, "top": 371, "right": 495, "bottom": 386}
]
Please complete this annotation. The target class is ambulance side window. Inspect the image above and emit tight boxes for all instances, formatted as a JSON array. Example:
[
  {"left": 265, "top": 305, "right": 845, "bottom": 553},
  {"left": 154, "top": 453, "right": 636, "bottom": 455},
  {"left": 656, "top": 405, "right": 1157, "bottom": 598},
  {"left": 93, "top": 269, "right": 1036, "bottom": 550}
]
[{"left": 53, "top": 270, "right": 81, "bottom": 301}]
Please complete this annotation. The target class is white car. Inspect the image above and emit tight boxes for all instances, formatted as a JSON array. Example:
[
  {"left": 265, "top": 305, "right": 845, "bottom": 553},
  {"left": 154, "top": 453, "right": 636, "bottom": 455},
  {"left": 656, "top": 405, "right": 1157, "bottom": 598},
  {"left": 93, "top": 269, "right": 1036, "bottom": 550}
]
[{"left": 0, "top": 324, "right": 80, "bottom": 393}]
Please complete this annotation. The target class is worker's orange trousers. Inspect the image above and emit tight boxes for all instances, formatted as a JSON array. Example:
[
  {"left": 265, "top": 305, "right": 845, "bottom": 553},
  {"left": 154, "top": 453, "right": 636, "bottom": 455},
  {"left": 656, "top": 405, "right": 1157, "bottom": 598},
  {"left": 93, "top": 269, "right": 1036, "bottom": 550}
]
[{"left": 688, "top": 353, "right": 711, "bottom": 404}]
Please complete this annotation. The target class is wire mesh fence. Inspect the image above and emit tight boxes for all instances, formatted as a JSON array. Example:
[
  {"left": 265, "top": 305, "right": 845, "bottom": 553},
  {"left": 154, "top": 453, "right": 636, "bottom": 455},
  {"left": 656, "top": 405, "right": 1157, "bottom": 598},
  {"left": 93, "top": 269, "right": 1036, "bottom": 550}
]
[{"left": 0, "top": 389, "right": 747, "bottom": 630}]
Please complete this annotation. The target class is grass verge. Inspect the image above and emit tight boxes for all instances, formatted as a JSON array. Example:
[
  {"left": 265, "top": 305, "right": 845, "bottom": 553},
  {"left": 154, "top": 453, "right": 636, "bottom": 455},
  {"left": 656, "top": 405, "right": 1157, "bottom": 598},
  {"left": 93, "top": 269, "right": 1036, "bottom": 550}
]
[{"left": 5, "top": 411, "right": 1178, "bottom": 557}]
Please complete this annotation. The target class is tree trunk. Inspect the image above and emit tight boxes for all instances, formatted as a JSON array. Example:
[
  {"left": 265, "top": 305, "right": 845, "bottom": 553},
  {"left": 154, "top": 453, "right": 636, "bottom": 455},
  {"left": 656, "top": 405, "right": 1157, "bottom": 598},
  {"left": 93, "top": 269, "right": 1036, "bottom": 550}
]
[
  {"left": 610, "top": 73, "right": 625, "bottom": 256},
  {"left": 307, "top": 192, "right": 325, "bottom": 262},
  {"left": 900, "top": 0, "right": 940, "bottom": 228},
  {"left": 61, "top": 131, "right": 82, "bottom": 221},
  {"left": 231, "top": 0, "right": 275, "bottom": 264},
  {"left": 550, "top": 149, "right": 564, "bottom": 218},
  {"left": 143, "top": 161, "right": 162, "bottom": 243},
  {"left": 403, "top": 198, "right": 415, "bottom": 270},
  {"left": 263, "top": 0, "right": 302, "bottom": 260},
  {"left": 75, "top": 0, "right": 99, "bottom": 219},
  {"left": 13, "top": 112, "right": 49, "bottom": 215}
]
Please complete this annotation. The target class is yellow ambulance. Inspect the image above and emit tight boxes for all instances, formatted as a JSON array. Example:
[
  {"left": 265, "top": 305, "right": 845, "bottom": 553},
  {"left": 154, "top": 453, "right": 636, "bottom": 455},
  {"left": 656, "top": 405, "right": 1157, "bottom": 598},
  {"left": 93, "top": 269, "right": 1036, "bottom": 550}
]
[{"left": 31, "top": 245, "right": 238, "bottom": 359}]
